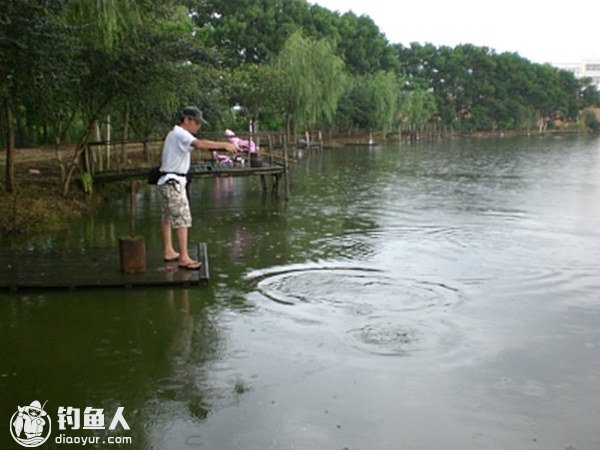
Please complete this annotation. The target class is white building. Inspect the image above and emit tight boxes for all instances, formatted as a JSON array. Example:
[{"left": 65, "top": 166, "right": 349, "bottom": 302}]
[{"left": 555, "top": 59, "right": 600, "bottom": 89}]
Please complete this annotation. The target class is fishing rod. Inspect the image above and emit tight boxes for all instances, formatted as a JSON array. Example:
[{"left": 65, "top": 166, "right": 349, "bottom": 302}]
[{"left": 257, "top": 151, "right": 298, "bottom": 163}]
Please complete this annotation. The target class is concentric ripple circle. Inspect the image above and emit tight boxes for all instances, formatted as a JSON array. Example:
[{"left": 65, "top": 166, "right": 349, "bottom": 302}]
[
  {"left": 246, "top": 263, "right": 463, "bottom": 357},
  {"left": 247, "top": 263, "right": 461, "bottom": 313}
]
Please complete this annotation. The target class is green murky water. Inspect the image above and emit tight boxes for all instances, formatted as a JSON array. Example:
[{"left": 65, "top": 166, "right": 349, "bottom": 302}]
[{"left": 2, "top": 136, "right": 600, "bottom": 449}]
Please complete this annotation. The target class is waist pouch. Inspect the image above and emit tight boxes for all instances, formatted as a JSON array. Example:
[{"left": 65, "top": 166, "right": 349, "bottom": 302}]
[{"left": 148, "top": 167, "right": 189, "bottom": 185}]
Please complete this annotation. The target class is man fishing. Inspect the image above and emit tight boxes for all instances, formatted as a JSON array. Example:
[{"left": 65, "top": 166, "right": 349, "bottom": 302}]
[{"left": 158, "top": 106, "right": 237, "bottom": 270}]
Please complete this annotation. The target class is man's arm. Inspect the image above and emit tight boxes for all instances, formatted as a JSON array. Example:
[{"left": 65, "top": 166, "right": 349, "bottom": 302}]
[{"left": 192, "top": 139, "right": 237, "bottom": 153}]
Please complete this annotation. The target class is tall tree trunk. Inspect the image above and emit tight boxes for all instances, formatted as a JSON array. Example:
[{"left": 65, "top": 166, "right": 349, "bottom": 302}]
[
  {"left": 53, "top": 110, "right": 78, "bottom": 190},
  {"left": 3, "top": 100, "right": 15, "bottom": 193},
  {"left": 54, "top": 136, "right": 66, "bottom": 187},
  {"left": 62, "top": 142, "right": 85, "bottom": 197},
  {"left": 285, "top": 114, "right": 292, "bottom": 145},
  {"left": 61, "top": 120, "right": 94, "bottom": 197}
]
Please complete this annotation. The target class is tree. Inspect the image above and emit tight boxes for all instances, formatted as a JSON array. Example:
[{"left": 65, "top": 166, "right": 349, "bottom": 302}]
[
  {"left": 398, "top": 89, "right": 437, "bottom": 129},
  {"left": 194, "top": 0, "right": 397, "bottom": 75},
  {"left": 337, "top": 71, "right": 401, "bottom": 134},
  {"left": 53, "top": 0, "right": 141, "bottom": 194},
  {"left": 227, "top": 63, "right": 280, "bottom": 135},
  {"left": 581, "top": 108, "right": 600, "bottom": 131},
  {"left": 56, "top": 0, "right": 214, "bottom": 194},
  {"left": 0, "top": 0, "right": 72, "bottom": 192},
  {"left": 578, "top": 77, "right": 600, "bottom": 109},
  {"left": 272, "top": 31, "right": 347, "bottom": 139},
  {"left": 335, "top": 12, "right": 399, "bottom": 75},
  {"left": 395, "top": 42, "right": 586, "bottom": 132},
  {"left": 193, "top": 0, "right": 310, "bottom": 66}
]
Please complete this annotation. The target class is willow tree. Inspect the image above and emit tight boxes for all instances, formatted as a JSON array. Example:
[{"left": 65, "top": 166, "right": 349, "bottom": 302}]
[
  {"left": 368, "top": 71, "right": 401, "bottom": 136},
  {"left": 228, "top": 63, "right": 278, "bottom": 136},
  {"left": 335, "top": 71, "right": 401, "bottom": 135},
  {"left": 273, "top": 31, "right": 347, "bottom": 140},
  {"left": 398, "top": 89, "right": 438, "bottom": 134}
]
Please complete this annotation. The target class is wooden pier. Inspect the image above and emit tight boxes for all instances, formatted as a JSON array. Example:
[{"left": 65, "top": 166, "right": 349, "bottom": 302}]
[
  {"left": 93, "top": 162, "right": 287, "bottom": 195},
  {"left": 0, "top": 243, "right": 209, "bottom": 291},
  {"left": 82, "top": 130, "right": 324, "bottom": 197}
]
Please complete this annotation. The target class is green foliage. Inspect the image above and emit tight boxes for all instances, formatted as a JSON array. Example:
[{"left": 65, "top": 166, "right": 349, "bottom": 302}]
[
  {"left": 398, "top": 89, "right": 437, "bottom": 128},
  {"left": 1, "top": 0, "right": 596, "bottom": 193},
  {"left": 335, "top": 13, "right": 399, "bottom": 75},
  {"left": 369, "top": 71, "right": 401, "bottom": 133},
  {"left": 579, "top": 77, "right": 600, "bottom": 109},
  {"left": 581, "top": 108, "right": 600, "bottom": 131},
  {"left": 194, "top": 0, "right": 397, "bottom": 75},
  {"left": 80, "top": 172, "right": 94, "bottom": 194},
  {"left": 63, "top": 0, "right": 144, "bottom": 50},
  {"left": 396, "top": 42, "right": 585, "bottom": 131},
  {"left": 193, "top": 0, "right": 308, "bottom": 66},
  {"left": 337, "top": 71, "right": 402, "bottom": 132},
  {"left": 273, "top": 31, "right": 347, "bottom": 130},
  {"left": 0, "top": 185, "right": 83, "bottom": 240},
  {"left": 228, "top": 64, "right": 275, "bottom": 120}
]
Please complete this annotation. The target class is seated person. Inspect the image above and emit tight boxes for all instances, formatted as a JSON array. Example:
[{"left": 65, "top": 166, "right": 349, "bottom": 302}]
[
  {"left": 224, "top": 129, "right": 257, "bottom": 153},
  {"left": 212, "top": 150, "right": 233, "bottom": 166}
]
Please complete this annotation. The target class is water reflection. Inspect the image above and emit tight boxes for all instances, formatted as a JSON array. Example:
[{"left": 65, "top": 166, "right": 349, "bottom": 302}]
[{"left": 0, "top": 287, "right": 225, "bottom": 448}]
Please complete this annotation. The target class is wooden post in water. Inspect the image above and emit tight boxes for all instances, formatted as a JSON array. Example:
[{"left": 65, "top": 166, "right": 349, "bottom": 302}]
[
  {"left": 283, "top": 133, "right": 290, "bottom": 200},
  {"left": 143, "top": 141, "right": 150, "bottom": 163},
  {"left": 267, "top": 133, "right": 274, "bottom": 165},
  {"left": 106, "top": 116, "right": 112, "bottom": 170},
  {"left": 119, "top": 180, "right": 146, "bottom": 274}
]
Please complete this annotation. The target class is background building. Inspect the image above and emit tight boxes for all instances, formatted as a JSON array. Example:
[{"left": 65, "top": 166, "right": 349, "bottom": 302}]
[{"left": 555, "top": 59, "right": 600, "bottom": 89}]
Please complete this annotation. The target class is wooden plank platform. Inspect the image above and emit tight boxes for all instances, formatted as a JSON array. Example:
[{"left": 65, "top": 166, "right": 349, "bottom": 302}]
[
  {"left": 0, "top": 243, "right": 209, "bottom": 291},
  {"left": 93, "top": 162, "right": 285, "bottom": 184}
]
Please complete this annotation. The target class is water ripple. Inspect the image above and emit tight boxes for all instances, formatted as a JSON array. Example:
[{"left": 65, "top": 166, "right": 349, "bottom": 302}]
[
  {"left": 344, "top": 316, "right": 461, "bottom": 356},
  {"left": 246, "top": 263, "right": 464, "bottom": 357},
  {"left": 246, "top": 263, "right": 460, "bottom": 313}
]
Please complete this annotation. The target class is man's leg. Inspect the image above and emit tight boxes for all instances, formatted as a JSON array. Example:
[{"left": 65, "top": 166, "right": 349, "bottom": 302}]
[
  {"left": 177, "top": 226, "right": 201, "bottom": 269},
  {"left": 161, "top": 181, "right": 200, "bottom": 269},
  {"left": 176, "top": 226, "right": 190, "bottom": 262},
  {"left": 161, "top": 222, "right": 180, "bottom": 261}
]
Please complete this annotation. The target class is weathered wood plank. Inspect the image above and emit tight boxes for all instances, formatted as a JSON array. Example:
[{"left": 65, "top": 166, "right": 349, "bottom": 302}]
[
  {"left": 0, "top": 243, "right": 209, "bottom": 291},
  {"left": 93, "top": 162, "right": 285, "bottom": 183}
]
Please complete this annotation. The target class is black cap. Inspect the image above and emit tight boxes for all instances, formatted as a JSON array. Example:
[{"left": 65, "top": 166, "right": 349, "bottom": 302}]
[{"left": 181, "top": 106, "right": 208, "bottom": 125}]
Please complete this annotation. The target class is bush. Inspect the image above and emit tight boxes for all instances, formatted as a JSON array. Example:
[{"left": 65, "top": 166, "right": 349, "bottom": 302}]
[{"left": 582, "top": 108, "right": 600, "bottom": 132}]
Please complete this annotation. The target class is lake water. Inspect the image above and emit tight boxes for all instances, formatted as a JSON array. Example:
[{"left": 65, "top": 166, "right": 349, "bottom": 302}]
[{"left": 1, "top": 136, "right": 600, "bottom": 449}]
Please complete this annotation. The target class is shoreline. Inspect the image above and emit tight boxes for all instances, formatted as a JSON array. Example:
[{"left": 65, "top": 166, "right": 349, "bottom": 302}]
[
  {"left": 0, "top": 130, "right": 596, "bottom": 244},
  {"left": 0, "top": 152, "right": 114, "bottom": 246}
]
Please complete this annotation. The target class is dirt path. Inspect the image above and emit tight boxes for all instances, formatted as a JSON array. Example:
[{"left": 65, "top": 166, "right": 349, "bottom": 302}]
[{"left": 0, "top": 147, "right": 68, "bottom": 166}]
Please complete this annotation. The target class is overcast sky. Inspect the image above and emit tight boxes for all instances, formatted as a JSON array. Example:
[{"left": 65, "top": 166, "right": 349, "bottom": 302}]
[{"left": 311, "top": 0, "right": 599, "bottom": 65}]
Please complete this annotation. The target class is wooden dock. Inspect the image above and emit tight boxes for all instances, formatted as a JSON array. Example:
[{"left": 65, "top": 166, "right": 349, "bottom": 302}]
[
  {"left": 0, "top": 243, "right": 209, "bottom": 291},
  {"left": 94, "top": 162, "right": 286, "bottom": 193}
]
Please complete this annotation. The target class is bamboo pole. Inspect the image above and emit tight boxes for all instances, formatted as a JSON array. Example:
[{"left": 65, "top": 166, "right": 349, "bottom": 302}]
[{"left": 259, "top": 150, "right": 297, "bottom": 164}]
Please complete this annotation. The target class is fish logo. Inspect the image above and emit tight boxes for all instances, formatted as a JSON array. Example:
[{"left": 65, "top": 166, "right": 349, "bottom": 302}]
[{"left": 9, "top": 400, "right": 52, "bottom": 447}]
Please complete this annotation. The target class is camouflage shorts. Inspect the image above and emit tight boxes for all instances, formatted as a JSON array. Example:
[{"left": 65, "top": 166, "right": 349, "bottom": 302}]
[{"left": 159, "top": 182, "right": 192, "bottom": 228}]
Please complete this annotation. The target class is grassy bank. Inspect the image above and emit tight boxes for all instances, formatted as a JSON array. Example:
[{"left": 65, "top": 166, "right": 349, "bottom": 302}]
[
  {"left": 0, "top": 184, "right": 87, "bottom": 241},
  {"left": 0, "top": 149, "right": 100, "bottom": 245}
]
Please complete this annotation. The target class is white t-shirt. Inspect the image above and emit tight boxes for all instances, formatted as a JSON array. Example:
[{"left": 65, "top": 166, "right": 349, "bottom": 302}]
[{"left": 158, "top": 125, "right": 195, "bottom": 186}]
